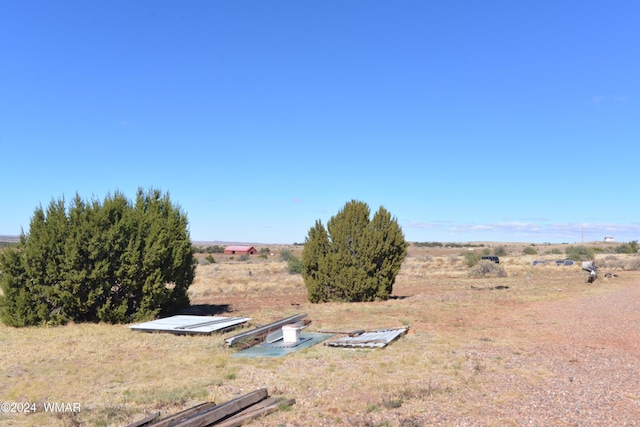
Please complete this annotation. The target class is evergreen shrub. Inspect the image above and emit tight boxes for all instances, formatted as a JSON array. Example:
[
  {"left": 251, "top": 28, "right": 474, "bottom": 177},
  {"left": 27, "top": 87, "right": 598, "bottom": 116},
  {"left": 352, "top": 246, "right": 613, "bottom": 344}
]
[
  {"left": 301, "top": 200, "right": 407, "bottom": 303},
  {"left": 0, "top": 189, "right": 196, "bottom": 327}
]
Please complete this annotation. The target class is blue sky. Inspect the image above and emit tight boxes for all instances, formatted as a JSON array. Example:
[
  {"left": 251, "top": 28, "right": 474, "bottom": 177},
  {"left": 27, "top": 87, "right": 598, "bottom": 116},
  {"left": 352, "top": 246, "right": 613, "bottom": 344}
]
[{"left": 1, "top": 1, "right": 639, "bottom": 244}]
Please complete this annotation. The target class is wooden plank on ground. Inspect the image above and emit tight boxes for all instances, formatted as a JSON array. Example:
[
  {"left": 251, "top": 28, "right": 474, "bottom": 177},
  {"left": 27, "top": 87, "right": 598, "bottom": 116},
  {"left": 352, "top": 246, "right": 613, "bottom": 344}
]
[
  {"left": 124, "top": 412, "right": 160, "bottom": 427},
  {"left": 146, "top": 402, "right": 217, "bottom": 427},
  {"left": 214, "top": 398, "right": 295, "bottom": 427},
  {"left": 171, "top": 388, "right": 269, "bottom": 427},
  {"left": 218, "top": 397, "right": 281, "bottom": 420}
]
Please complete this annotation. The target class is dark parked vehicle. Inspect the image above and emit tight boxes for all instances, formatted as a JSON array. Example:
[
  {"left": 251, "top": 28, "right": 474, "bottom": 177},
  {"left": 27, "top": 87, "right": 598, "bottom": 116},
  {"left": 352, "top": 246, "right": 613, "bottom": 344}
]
[
  {"left": 482, "top": 256, "right": 500, "bottom": 264},
  {"left": 556, "top": 259, "right": 575, "bottom": 266},
  {"left": 531, "top": 260, "right": 546, "bottom": 266}
]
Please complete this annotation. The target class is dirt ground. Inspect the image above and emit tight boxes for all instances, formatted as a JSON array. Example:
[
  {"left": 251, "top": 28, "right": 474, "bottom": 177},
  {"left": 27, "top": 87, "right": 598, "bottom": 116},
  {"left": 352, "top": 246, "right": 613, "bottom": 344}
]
[
  {"left": 1, "top": 243, "right": 638, "bottom": 426},
  {"left": 191, "top": 254, "right": 640, "bottom": 426}
]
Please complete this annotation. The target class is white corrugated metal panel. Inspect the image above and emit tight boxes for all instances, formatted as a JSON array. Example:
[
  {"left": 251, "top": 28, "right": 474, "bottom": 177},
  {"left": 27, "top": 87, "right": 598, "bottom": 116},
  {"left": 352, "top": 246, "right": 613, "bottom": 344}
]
[
  {"left": 130, "top": 315, "right": 250, "bottom": 335},
  {"left": 325, "top": 327, "right": 409, "bottom": 349}
]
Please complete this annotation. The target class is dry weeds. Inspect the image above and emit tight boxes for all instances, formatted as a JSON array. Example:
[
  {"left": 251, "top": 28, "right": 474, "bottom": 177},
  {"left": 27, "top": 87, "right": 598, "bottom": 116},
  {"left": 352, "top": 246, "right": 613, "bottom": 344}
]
[{"left": 1, "top": 244, "right": 639, "bottom": 426}]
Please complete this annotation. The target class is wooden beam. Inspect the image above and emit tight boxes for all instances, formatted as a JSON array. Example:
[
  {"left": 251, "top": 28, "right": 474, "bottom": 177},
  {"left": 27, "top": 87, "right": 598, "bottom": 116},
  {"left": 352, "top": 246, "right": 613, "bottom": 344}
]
[
  {"left": 145, "top": 402, "right": 216, "bottom": 427},
  {"left": 124, "top": 412, "right": 160, "bottom": 427},
  {"left": 214, "top": 398, "right": 295, "bottom": 427},
  {"left": 171, "top": 388, "right": 268, "bottom": 427},
  {"left": 218, "top": 397, "right": 281, "bottom": 420}
]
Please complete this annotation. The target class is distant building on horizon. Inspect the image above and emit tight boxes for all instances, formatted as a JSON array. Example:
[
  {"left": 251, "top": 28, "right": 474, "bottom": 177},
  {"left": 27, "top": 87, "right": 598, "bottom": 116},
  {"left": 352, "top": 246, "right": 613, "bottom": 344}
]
[
  {"left": 224, "top": 245, "right": 258, "bottom": 255},
  {"left": 604, "top": 236, "right": 614, "bottom": 242}
]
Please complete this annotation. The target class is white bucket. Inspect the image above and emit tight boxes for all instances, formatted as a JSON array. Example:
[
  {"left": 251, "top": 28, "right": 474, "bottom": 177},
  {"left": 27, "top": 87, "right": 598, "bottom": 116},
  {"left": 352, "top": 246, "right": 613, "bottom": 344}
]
[{"left": 282, "top": 324, "right": 301, "bottom": 343}]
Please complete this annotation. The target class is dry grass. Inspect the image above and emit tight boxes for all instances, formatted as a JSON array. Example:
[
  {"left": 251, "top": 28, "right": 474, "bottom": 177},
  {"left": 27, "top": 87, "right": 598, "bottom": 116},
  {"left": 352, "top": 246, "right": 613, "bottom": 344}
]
[{"left": 1, "top": 244, "right": 639, "bottom": 426}]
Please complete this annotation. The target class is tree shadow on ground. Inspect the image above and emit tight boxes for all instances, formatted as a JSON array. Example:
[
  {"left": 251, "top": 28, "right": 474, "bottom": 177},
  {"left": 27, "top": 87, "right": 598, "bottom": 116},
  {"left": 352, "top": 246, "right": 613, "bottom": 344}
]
[{"left": 178, "top": 304, "right": 233, "bottom": 316}]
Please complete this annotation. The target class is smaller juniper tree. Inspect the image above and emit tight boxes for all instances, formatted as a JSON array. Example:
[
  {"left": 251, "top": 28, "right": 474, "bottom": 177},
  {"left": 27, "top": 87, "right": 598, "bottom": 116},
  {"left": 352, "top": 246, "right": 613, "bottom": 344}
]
[{"left": 301, "top": 200, "right": 407, "bottom": 303}]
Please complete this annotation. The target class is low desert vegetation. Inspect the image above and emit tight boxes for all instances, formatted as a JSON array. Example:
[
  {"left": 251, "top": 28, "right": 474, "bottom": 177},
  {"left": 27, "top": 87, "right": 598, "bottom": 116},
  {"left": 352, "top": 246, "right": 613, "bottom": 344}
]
[
  {"left": 545, "top": 247, "right": 563, "bottom": 255},
  {"left": 564, "top": 245, "right": 597, "bottom": 261},
  {"left": 468, "top": 260, "right": 507, "bottom": 278},
  {"left": 599, "top": 254, "right": 640, "bottom": 270},
  {"left": 192, "top": 244, "right": 225, "bottom": 254},
  {"left": 2, "top": 239, "right": 638, "bottom": 426},
  {"left": 611, "top": 240, "right": 639, "bottom": 254},
  {"left": 413, "top": 241, "right": 486, "bottom": 248},
  {"left": 0, "top": 241, "right": 640, "bottom": 427},
  {"left": 279, "top": 249, "right": 294, "bottom": 261},
  {"left": 286, "top": 256, "right": 303, "bottom": 274},
  {"left": 462, "top": 251, "right": 482, "bottom": 267},
  {"left": 491, "top": 245, "right": 507, "bottom": 257}
]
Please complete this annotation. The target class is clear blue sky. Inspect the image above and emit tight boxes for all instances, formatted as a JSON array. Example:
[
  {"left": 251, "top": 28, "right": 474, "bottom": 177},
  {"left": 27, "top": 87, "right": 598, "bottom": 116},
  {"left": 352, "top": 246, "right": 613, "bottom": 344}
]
[{"left": 1, "top": 1, "right": 639, "bottom": 244}]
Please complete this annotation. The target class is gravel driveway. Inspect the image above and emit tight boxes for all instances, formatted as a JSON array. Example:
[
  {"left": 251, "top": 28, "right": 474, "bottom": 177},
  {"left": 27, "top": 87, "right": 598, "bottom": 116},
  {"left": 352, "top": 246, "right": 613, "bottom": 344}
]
[{"left": 421, "top": 282, "right": 640, "bottom": 426}]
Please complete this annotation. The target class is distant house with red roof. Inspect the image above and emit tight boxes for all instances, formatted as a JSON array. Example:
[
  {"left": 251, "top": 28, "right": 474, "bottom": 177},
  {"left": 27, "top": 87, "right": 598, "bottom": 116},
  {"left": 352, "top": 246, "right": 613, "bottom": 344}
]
[{"left": 224, "top": 245, "right": 258, "bottom": 255}]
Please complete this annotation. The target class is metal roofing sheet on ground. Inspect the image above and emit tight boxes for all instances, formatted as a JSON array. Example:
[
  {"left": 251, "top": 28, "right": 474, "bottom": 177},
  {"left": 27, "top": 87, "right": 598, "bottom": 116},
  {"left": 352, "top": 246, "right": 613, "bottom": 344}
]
[
  {"left": 325, "top": 327, "right": 409, "bottom": 349},
  {"left": 232, "top": 333, "right": 334, "bottom": 358},
  {"left": 225, "top": 313, "right": 308, "bottom": 347},
  {"left": 129, "top": 315, "right": 251, "bottom": 335},
  {"left": 260, "top": 336, "right": 313, "bottom": 348}
]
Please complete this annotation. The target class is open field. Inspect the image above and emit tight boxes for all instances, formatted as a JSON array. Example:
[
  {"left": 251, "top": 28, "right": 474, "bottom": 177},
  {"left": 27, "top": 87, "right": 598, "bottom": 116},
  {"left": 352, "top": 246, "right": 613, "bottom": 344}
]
[{"left": 1, "top": 243, "right": 639, "bottom": 426}]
